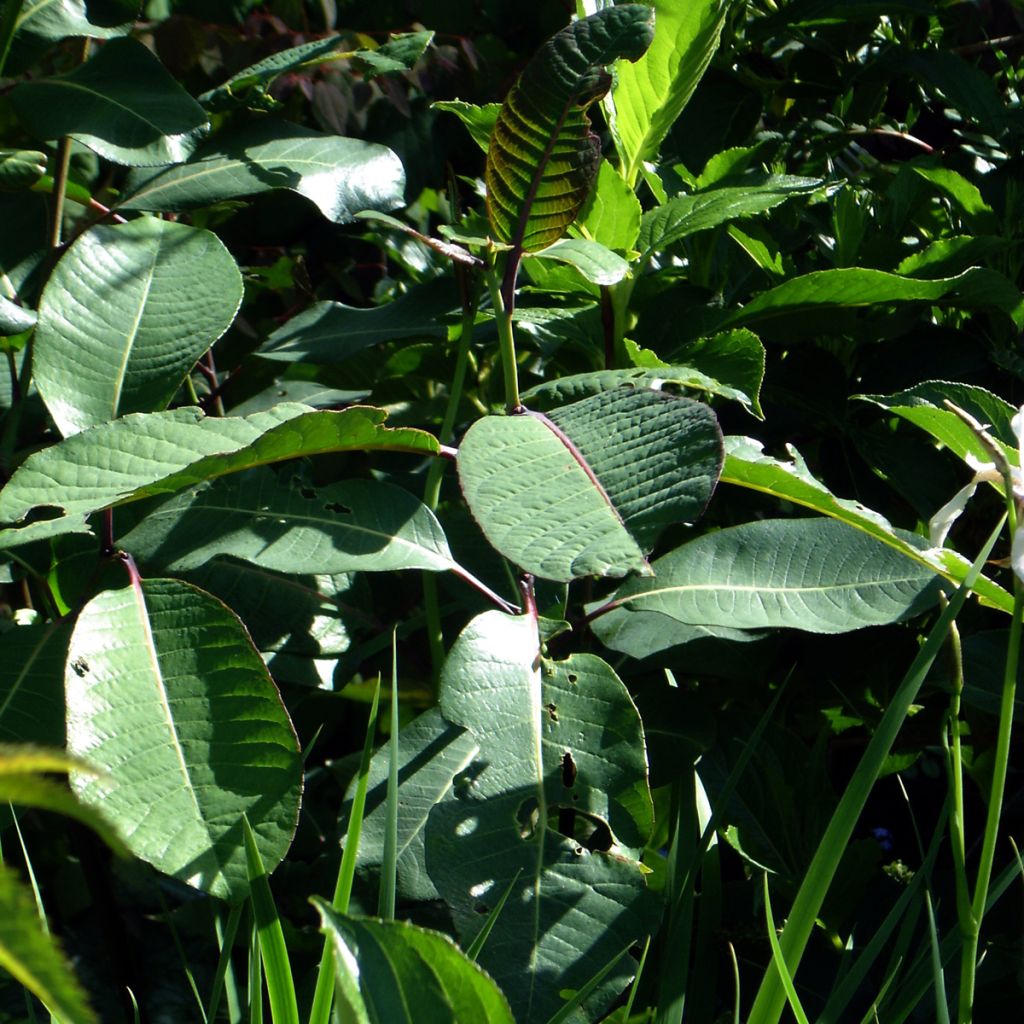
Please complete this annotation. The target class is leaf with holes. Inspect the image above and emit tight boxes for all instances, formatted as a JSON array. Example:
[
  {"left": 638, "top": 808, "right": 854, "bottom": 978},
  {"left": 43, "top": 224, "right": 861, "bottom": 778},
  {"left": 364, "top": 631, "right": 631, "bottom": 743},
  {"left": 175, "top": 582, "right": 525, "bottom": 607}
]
[
  {"left": 65, "top": 577, "right": 302, "bottom": 902},
  {"left": 425, "top": 611, "right": 657, "bottom": 1023},
  {"left": 485, "top": 5, "right": 653, "bottom": 253},
  {"left": 457, "top": 388, "right": 722, "bottom": 581},
  {"left": 34, "top": 219, "right": 242, "bottom": 436}
]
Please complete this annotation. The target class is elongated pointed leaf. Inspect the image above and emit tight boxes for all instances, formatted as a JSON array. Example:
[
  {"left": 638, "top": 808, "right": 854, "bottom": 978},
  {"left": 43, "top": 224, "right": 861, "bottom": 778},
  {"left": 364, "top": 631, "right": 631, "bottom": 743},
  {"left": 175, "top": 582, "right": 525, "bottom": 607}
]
[
  {"left": 34, "top": 219, "right": 242, "bottom": 436},
  {"left": 119, "top": 120, "right": 405, "bottom": 225},
  {"left": 118, "top": 469, "right": 459, "bottom": 575},
  {"left": 0, "top": 404, "right": 438, "bottom": 549},
  {"left": 612, "top": 0, "right": 730, "bottom": 185},
  {"left": 0, "top": 862, "right": 97, "bottom": 1024},
  {"left": 314, "top": 902, "right": 515, "bottom": 1024},
  {"left": 65, "top": 578, "right": 303, "bottom": 902},
  {"left": 485, "top": 5, "right": 653, "bottom": 252},
  {"left": 593, "top": 518, "right": 942, "bottom": 635},
  {"left": 12, "top": 37, "right": 208, "bottom": 166},
  {"left": 425, "top": 611, "right": 657, "bottom": 1023}
]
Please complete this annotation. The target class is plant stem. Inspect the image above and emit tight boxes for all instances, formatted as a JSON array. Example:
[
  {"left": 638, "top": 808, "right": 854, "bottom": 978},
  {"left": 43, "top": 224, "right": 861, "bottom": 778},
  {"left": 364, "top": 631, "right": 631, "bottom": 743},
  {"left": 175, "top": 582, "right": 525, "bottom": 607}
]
[
  {"left": 957, "top": 582, "right": 1024, "bottom": 1022},
  {"left": 488, "top": 252, "right": 522, "bottom": 412},
  {"left": 48, "top": 137, "right": 73, "bottom": 251}
]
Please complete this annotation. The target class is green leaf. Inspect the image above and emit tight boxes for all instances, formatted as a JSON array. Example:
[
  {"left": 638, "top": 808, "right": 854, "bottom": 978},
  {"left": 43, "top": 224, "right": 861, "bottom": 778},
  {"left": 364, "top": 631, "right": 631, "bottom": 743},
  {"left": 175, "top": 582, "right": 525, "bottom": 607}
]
[
  {"left": 0, "top": 148, "right": 46, "bottom": 189},
  {"left": 199, "top": 31, "right": 432, "bottom": 111},
  {"left": 257, "top": 278, "right": 457, "bottom": 363},
  {"left": 485, "top": 5, "right": 654, "bottom": 252},
  {"left": 523, "top": 237, "right": 629, "bottom": 285},
  {"left": 0, "top": 295, "right": 35, "bottom": 334},
  {"left": 119, "top": 119, "right": 405, "bottom": 224},
  {"left": 66, "top": 577, "right": 303, "bottom": 902},
  {"left": 426, "top": 611, "right": 657, "bottom": 1023},
  {"left": 13, "top": 0, "right": 133, "bottom": 43},
  {"left": 34, "top": 218, "right": 243, "bottom": 436},
  {"left": 594, "top": 518, "right": 942, "bottom": 634},
  {"left": 611, "top": 0, "right": 730, "bottom": 185},
  {"left": 459, "top": 389, "right": 721, "bottom": 580},
  {"left": 577, "top": 160, "right": 642, "bottom": 251},
  {"left": 718, "top": 267, "right": 1024, "bottom": 332},
  {"left": 314, "top": 902, "right": 516, "bottom": 1024},
  {"left": 431, "top": 100, "right": 500, "bottom": 153},
  {"left": 637, "top": 174, "right": 823, "bottom": 259},
  {"left": 910, "top": 165, "right": 998, "bottom": 233},
  {"left": 591, "top": 606, "right": 758, "bottom": 660},
  {"left": 0, "top": 404, "right": 439, "bottom": 548},
  {"left": 11, "top": 37, "right": 209, "bottom": 166},
  {"left": 118, "top": 469, "right": 460, "bottom": 575},
  {"left": 0, "top": 861, "right": 98, "bottom": 1024},
  {"left": 0, "top": 620, "right": 71, "bottom": 746},
  {"left": 349, "top": 708, "right": 479, "bottom": 903},
  {"left": 721, "top": 435, "right": 1015, "bottom": 615}
]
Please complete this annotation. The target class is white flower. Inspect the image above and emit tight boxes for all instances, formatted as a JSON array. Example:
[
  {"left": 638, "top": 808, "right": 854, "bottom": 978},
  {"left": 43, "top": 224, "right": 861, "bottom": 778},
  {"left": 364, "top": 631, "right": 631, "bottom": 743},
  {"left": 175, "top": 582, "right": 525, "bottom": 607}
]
[{"left": 928, "top": 406, "right": 1024, "bottom": 583}]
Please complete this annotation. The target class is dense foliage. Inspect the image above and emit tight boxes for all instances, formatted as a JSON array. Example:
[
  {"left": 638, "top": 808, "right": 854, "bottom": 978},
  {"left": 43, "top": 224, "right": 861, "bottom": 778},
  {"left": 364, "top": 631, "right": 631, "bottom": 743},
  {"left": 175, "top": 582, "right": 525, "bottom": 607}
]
[{"left": 1, "top": 1, "right": 1024, "bottom": 1021}]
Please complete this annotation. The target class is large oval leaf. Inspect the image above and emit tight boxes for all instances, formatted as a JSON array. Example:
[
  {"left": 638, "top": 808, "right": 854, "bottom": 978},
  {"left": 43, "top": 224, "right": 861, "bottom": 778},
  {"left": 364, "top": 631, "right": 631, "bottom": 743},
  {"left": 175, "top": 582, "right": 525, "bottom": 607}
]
[
  {"left": 65, "top": 578, "right": 303, "bottom": 902},
  {"left": 34, "top": 218, "right": 243, "bottom": 436},
  {"left": 591, "top": 518, "right": 942, "bottom": 635},
  {"left": 11, "top": 38, "right": 209, "bottom": 166},
  {"left": 315, "top": 903, "right": 515, "bottom": 1024},
  {"left": 426, "top": 611, "right": 657, "bottom": 1023},
  {"left": 119, "top": 120, "right": 405, "bottom": 225},
  {"left": 485, "top": 5, "right": 654, "bottom": 252}
]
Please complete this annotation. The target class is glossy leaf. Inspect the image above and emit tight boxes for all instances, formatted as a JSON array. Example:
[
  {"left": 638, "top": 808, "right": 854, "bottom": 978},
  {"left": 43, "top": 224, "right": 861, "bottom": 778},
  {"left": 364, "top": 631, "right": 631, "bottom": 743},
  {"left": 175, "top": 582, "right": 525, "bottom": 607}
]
[
  {"left": 315, "top": 902, "right": 515, "bottom": 1024},
  {"left": 0, "top": 295, "right": 35, "bottom": 335},
  {"left": 612, "top": 0, "right": 730, "bottom": 185},
  {"left": 719, "top": 267, "right": 1024, "bottom": 331},
  {"left": 0, "top": 862, "right": 97, "bottom": 1024},
  {"left": 0, "top": 148, "right": 46, "bottom": 189},
  {"left": 118, "top": 469, "right": 459, "bottom": 575},
  {"left": 523, "top": 237, "right": 629, "bottom": 285},
  {"left": 485, "top": 5, "right": 654, "bottom": 252},
  {"left": 200, "top": 31, "right": 432, "bottom": 110},
  {"left": 66, "top": 577, "right": 303, "bottom": 902},
  {"left": 638, "top": 174, "right": 823, "bottom": 259},
  {"left": 119, "top": 120, "right": 405, "bottom": 224},
  {"left": 592, "top": 518, "right": 942, "bottom": 634},
  {"left": 258, "top": 278, "right": 457, "bottom": 363},
  {"left": 426, "top": 611, "right": 657, "bottom": 1023},
  {"left": 12, "top": 0, "right": 132, "bottom": 42},
  {"left": 0, "top": 404, "right": 439, "bottom": 549},
  {"left": 34, "top": 218, "right": 243, "bottom": 435},
  {"left": 12, "top": 37, "right": 209, "bottom": 166}
]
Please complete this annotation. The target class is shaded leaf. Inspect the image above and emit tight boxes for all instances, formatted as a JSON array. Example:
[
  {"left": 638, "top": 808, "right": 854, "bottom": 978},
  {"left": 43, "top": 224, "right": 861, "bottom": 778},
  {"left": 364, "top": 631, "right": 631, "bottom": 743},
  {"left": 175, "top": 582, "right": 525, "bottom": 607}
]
[
  {"left": 12, "top": 38, "right": 209, "bottom": 166},
  {"left": 0, "top": 404, "right": 439, "bottom": 549},
  {"left": 0, "top": 148, "right": 46, "bottom": 189},
  {"left": 66, "top": 578, "right": 303, "bottom": 901},
  {"left": 0, "top": 620, "right": 71, "bottom": 746},
  {"left": 35, "top": 218, "right": 242, "bottom": 435},
  {"left": 485, "top": 5, "right": 654, "bottom": 252},
  {"left": 120, "top": 119, "right": 405, "bottom": 225},
  {"left": 12, "top": 0, "right": 133, "bottom": 42},
  {"left": 314, "top": 902, "right": 515, "bottom": 1024},
  {"left": 0, "top": 295, "right": 36, "bottom": 335},
  {"left": 432, "top": 100, "right": 500, "bottom": 153},
  {"left": 591, "top": 518, "right": 942, "bottom": 634}
]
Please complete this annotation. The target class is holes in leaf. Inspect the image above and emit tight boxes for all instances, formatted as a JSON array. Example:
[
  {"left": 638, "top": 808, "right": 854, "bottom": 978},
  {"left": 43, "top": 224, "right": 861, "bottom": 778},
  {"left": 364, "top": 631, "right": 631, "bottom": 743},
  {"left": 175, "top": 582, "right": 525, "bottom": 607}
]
[
  {"left": 567, "top": 673, "right": 578, "bottom": 684},
  {"left": 545, "top": 702, "right": 559, "bottom": 722},
  {"left": 474, "top": 903, "right": 490, "bottom": 915},
  {"left": 560, "top": 750, "right": 577, "bottom": 788},
  {"left": 300, "top": 486, "right": 316, "bottom": 500},
  {"left": 324, "top": 502, "right": 351, "bottom": 515},
  {"left": 515, "top": 796, "right": 540, "bottom": 839}
]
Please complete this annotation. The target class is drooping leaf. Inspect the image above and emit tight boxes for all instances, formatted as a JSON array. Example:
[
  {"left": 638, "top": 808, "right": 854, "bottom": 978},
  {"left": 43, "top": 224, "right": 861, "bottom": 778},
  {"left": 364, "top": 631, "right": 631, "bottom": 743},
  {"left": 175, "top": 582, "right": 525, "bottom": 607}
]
[
  {"left": 119, "top": 120, "right": 405, "bottom": 225},
  {"left": 485, "top": 5, "right": 654, "bottom": 252},
  {"left": 458, "top": 389, "right": 721, "bottom": 580},
  {"left": 432, "top": 100, "right": 501, "bottom": 153},
  {"left": 347, "top": 708, "right": 479, "bottom": 903},
  {"left": 34, "top": 218, "right": 243, "bottom": 436},
  {"left": 0, "top": 620, "right": 71, "bottom": 746},
  {"left": 257, "top": 278, "right": 457, "bottom": 363},
  {"left": 0, "top": 404, "right": 439, "bottom": 549},
  {"left": 637, "top": 174, "right": 823, "bottom": 259},
  {"left": 0, "top": 148, "right": 46, "bottom": 189},
  {"left": 425, "top": 611, "right": 657, "bottom": 1023},
  {"left": 199, "top": 31, "right": 433, "bottom": 111},
  {"left": 314, "top": 902, "right": 515, "bottom": 1024},
  {"left": 590, "top": 518, "right": 942, "bottom": 635},
  {"left": 12, "top": 0, "right": 133, "bottom": 43},
  {"left": 523, "top": 237, "right": 629, "bottom": 285},
  {"left": 65, "top": 577, "right": 303, "bottom": 902},
  {"left": 0, "top": 862, "right": 98, "bottom": 1024},
  {"left": 718, "top": 267, "right": 1024, "bottom": 332},
  {"left": 0, "top": 295, "right": 36, "bottom": 335},
  {"left": 118, "top": 468, "right": 460, "bottom": 576},
  {"left": 12, "top": 37, "right": 209, "bottom": 166}
]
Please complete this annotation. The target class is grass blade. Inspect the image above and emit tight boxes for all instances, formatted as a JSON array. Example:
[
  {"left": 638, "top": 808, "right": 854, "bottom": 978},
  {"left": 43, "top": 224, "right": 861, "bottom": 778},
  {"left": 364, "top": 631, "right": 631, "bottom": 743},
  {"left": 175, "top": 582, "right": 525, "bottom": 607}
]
[
  {"left": 465, "top": 868, "right": 523, "bottom": 961},
  {"left": 924, "top": 891, "right": 950, "bottom": 1024},
  {"left": 208, "top": 903, "right": 243, "bottom": 1024},
  {"left": 378, "top": 630, "right": 399, "bottom": 920},
  {"left": 544, "top": 943, "right": 633, "bottom": 1024},
  {"left": 762, "top": 874, "right": 810, "bottom": 1024}
]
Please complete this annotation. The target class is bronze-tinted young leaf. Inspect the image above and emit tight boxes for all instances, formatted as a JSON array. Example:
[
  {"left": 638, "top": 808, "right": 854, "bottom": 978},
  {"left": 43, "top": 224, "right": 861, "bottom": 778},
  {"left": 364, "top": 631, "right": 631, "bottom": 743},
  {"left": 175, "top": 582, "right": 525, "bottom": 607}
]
[{"left": 484, "top": 5, "right": 654, "bottom": 253}]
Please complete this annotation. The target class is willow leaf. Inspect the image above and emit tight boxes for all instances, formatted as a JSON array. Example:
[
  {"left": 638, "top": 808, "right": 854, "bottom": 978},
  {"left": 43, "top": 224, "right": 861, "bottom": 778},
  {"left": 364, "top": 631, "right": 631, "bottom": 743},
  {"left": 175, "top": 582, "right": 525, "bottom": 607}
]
[{"left": 485, "top": 5, "right": 653, "bottom": 253}]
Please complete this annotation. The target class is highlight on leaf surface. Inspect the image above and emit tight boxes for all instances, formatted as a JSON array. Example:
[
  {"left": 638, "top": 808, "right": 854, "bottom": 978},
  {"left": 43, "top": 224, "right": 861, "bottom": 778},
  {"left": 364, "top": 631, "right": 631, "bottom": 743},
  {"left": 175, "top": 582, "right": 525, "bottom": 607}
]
[{"left": 484, "top": 5, "right": 654, "bottom": 253}]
